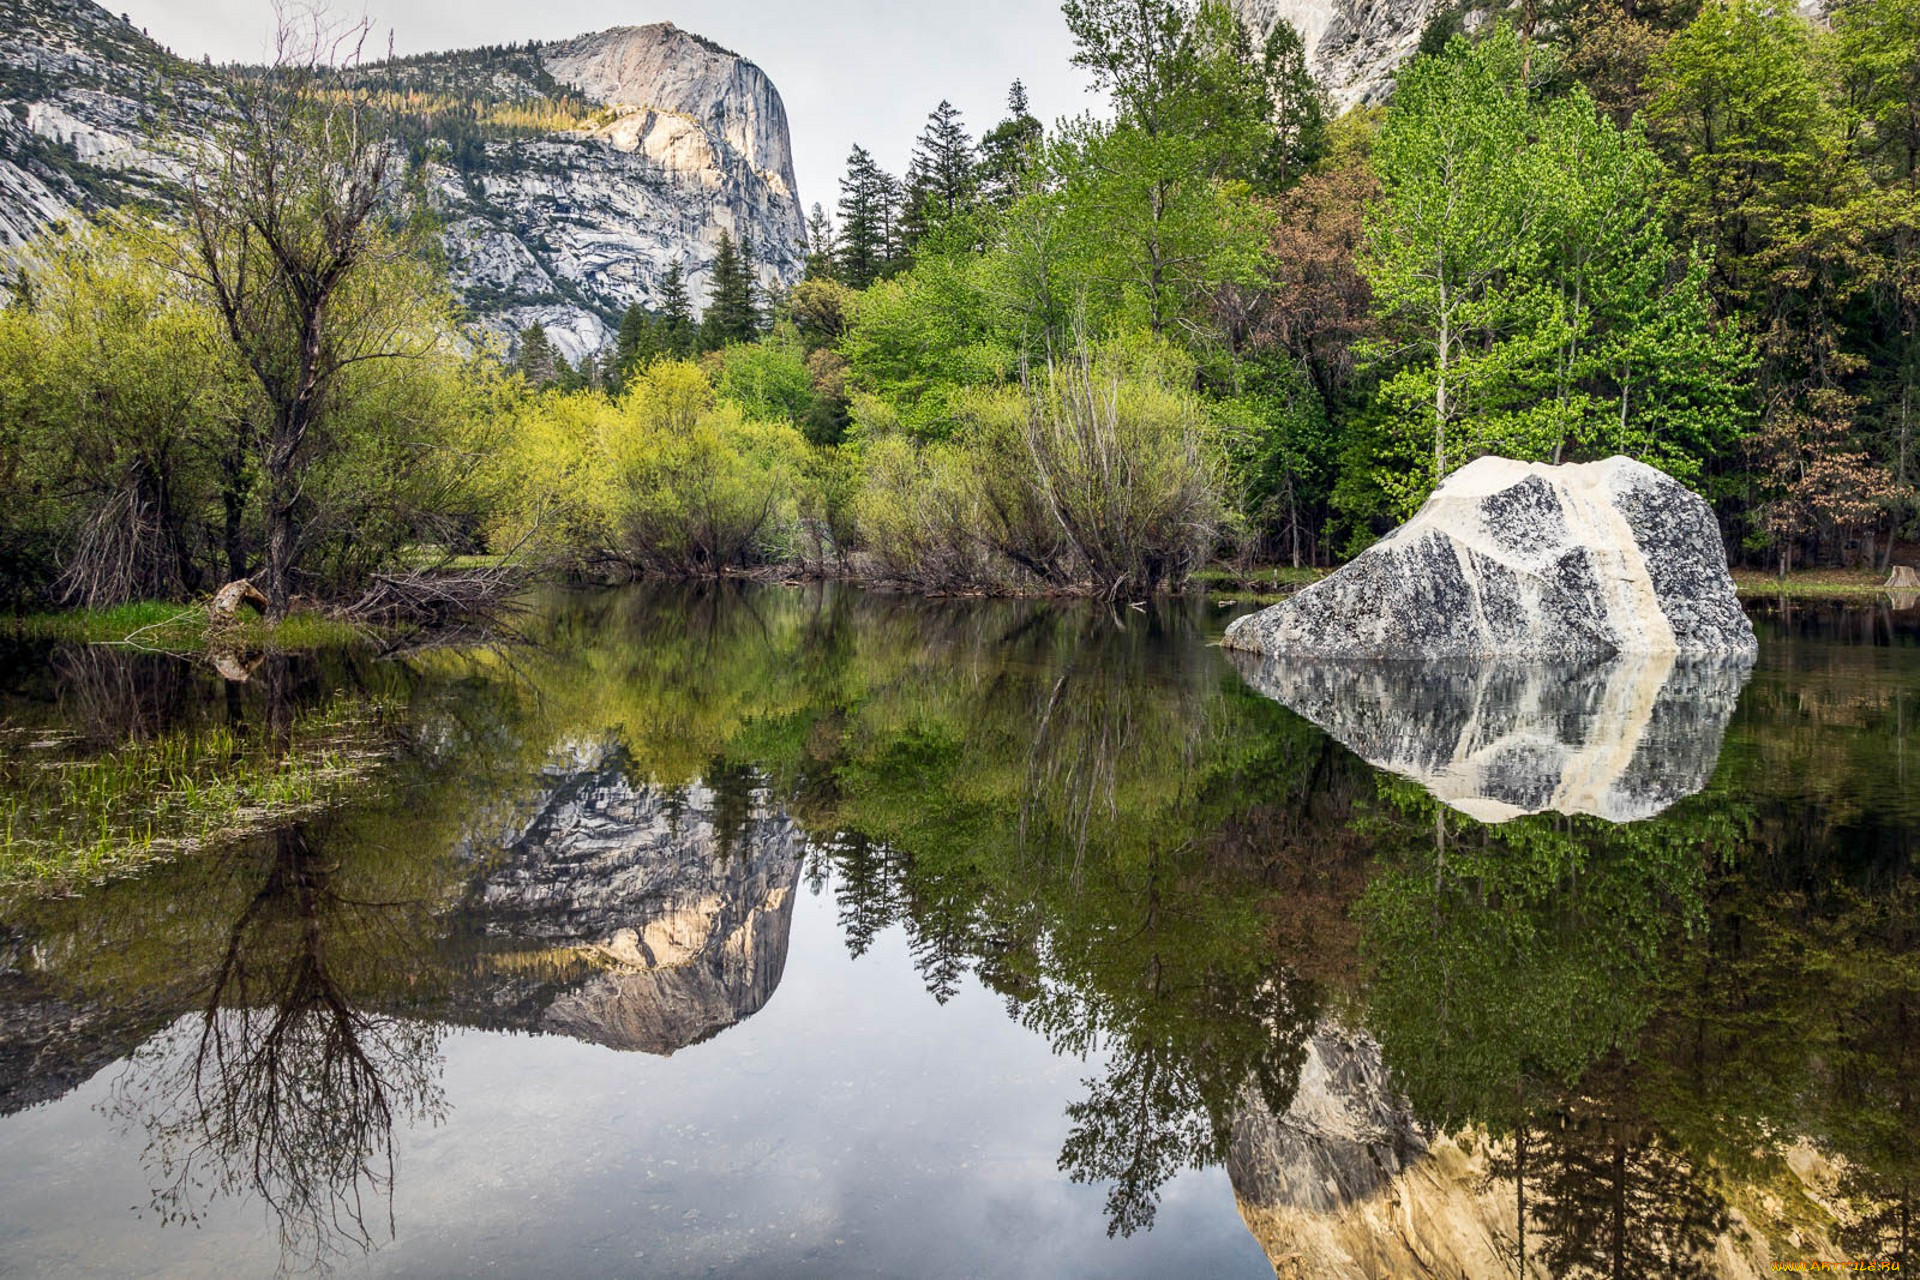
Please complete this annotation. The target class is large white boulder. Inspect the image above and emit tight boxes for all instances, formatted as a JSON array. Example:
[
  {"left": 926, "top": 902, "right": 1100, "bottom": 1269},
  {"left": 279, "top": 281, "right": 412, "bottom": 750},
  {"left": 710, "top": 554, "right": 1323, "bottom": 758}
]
[{"left": 1223, "top": 456, "right": 1756, "bottom": 659}]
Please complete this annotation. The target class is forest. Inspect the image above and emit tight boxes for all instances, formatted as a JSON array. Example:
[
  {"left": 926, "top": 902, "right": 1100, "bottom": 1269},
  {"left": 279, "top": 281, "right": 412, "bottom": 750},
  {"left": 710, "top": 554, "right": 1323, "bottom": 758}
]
[{"left": 2, "top": 0, "right": 1916, "bottom": 615}]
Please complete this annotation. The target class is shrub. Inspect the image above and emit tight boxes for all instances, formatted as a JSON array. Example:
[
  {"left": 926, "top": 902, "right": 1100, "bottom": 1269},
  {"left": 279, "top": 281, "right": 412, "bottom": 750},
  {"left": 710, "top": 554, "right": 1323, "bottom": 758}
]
[
  {"left": 851, "top": 337, "right": 1224, "bottom": 595},
  {"left": 852, "top": 434, "right": 1004, "bottom": 589},
  {"left": 488, "top": 360, "right": 809, "bottom": 577}
]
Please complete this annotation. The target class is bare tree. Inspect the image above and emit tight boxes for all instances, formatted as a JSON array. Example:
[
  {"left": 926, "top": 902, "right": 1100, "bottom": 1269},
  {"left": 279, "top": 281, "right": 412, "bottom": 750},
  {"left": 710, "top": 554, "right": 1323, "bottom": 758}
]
[{"left": 172, "top": 6, "right": 427, "bottom": 620}]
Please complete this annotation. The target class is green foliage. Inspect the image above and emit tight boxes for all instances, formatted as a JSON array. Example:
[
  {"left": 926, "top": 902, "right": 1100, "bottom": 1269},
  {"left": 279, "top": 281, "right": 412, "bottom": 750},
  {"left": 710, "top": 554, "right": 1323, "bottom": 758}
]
[
  {"left": 1209, "top": 352, "right": 1338, "bottom": 565},
  {"left": 1361, "top": 24, "right": 1752, "bottom": 515},
  {"left": 839, "top": 253, "right": 1015, "bottom": 439},
  {"left": 1053, "top": 0, "right": 1279, "bottom": 335},
  {"left": 713, "top": 329, "right": 817, "bottom": 427},
  {"left": 850, "top": 336, "right": 1223, "bottom": 594},
  {"left": 0, "top": 220, "right": 240, "bottom": 606},
  {"left": 485, "top": 360, "right": 811, "bottom": 575}
]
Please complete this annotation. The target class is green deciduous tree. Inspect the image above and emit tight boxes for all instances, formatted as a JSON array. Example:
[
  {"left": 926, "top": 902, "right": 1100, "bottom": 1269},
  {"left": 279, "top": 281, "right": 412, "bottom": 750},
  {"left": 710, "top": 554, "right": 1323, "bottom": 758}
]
[
  {"left": 1054, "top": 0, "right": 1275, "bottom": 336},
  {"left": 1363, "top": 25, "right": 1750, "bottom": 514},
  {"left": 1361, "top": 25, "right": 1539, "bottom": 492},
  {"left": 0, "top": 221, "right": 241, "bottom": 606}
]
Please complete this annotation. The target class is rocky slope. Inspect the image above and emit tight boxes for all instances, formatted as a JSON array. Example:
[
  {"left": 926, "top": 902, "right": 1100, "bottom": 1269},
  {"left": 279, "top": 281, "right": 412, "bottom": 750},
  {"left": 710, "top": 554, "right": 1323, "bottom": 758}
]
[
  {"left": 0, "top": 2, "right": 806, "bottom": 365},
  {"left": 1234, "top": 0, "right": 1444, "bottom": 110},
  {"left": 419, "top": 24, "right": 807, "bottom": 362}
]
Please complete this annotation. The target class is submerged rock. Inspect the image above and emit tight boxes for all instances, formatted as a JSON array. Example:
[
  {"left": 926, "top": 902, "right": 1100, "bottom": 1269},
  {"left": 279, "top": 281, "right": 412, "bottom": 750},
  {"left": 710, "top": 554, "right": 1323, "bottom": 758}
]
[
  {"left": 1224, "top": 456, "right": 1756, "bottom": 660},
  {"left": 1229, "top": 649, "right": 1751, "bottom": 823}
]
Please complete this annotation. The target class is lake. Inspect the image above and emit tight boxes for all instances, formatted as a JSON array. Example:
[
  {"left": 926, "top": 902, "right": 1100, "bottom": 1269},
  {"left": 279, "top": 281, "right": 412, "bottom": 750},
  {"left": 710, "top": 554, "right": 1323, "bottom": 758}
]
[{"left": 1, "top": 585, "right": 1915, "bottom": 1277}]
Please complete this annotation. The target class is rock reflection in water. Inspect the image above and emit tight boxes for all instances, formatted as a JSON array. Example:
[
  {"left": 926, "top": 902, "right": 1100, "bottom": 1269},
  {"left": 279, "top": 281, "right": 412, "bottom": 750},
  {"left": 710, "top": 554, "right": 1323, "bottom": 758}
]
[
  {"left": 1226, "top": 650, "right": 1753, "bottom": 823},
  {"left": 1227, "top": 1023, "right": 1523, "bottom": 1279},
  {"left": 453, "top": 751, "right": 807, "bottom": 1055}
]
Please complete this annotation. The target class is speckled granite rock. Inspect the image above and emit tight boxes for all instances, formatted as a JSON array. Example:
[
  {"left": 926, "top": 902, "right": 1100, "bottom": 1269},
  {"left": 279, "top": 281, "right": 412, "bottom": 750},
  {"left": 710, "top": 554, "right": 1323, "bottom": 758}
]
[
  {"left": 1228, "top": 649, "right": 1752, "bottom": 823},
  {"left": 1223, "top": 456, "right": 1755, "bottom": 660}
]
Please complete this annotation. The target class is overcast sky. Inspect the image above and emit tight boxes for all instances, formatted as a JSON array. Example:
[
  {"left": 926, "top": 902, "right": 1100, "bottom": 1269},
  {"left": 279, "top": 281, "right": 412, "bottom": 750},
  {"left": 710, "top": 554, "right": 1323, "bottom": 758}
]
[{"left": 113, "top": 0, "right": 1105, "bottom": 218}]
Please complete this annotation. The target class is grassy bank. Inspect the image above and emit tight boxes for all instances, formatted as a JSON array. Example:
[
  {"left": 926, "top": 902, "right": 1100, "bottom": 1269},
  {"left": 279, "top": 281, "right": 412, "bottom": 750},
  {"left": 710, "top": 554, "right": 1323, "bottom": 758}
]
[
  {"left": 3, "top": 601, "right": 368, "bottom": 652},
  {"left": 1730, "top": 568, "right": 1902, "bottom": 601},
  {"left": 1193, "top": 564, "right": 1907, "bottom": 606},
  {"left": 1189, "top": 565, "right": 1328, "bottom": 605}
]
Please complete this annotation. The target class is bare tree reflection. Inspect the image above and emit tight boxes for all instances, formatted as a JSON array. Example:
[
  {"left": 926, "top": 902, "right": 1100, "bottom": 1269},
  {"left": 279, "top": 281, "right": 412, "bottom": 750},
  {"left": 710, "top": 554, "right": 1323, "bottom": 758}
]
[{"left": 107, "top": 825, "right": 446, "bottom": 1274}]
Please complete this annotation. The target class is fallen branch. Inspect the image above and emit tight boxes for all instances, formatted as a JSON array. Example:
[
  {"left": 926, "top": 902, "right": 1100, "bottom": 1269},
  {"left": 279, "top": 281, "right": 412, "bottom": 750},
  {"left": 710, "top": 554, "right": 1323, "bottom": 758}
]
[{"left": 336, "top": 565, "right": 529, "bottom": 629}]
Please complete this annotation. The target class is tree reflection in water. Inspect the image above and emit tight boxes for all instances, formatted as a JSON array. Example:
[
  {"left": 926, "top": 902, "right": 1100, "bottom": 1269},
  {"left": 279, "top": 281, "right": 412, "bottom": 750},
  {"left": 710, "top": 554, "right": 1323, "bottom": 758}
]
[
  {"left": 106, "top": 823, "right": 445, "bottom": 1271},
  {"left": 4, "top": 586, "right": 1917, "bottom": 1272}
]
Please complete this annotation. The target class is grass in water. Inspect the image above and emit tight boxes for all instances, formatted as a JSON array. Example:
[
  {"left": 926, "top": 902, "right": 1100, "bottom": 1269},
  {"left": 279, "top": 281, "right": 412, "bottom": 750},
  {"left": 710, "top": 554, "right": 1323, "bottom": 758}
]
[
  {"left": 1731, "top": 568, "right": 1907, "bottom": 600},
  {"left": 0, "top": 696, "right": 394, "bottom": 892},
  {"left": 2, "top": 602, "right": 367, "bottom": 652}
]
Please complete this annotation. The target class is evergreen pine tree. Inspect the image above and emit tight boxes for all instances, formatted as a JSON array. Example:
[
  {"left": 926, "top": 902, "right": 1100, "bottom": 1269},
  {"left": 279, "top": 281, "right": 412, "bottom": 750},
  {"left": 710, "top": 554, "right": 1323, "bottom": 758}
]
[
  {"left": 513, "top": 322, "right": 559, "bottom": 386},
  {"left": 700, "top": 231, "right": 761, "bottom": 350},
  {"left": 804, "top": 203, "right": 839, "bottom": 281},
  {"left": 836, "top": 144, "right": 897, "bottom": 289},
  {"left": 1259, "top": 20, "right": 1328, "bottom": 191},
  {"left": 613, "top": 301, "right": 661, "bottom": 385},
  {"left": 657, "top": 261, "right": 696, "bottom": 358},
  {"left": 737, "top": 230, "right": 763, "bottom": 337},
  {"left": 901, "top": 100, "right": 978, "bottom": 253},
  {"left": 979, "top": 80, "right": 1044, "bottom": 206}
]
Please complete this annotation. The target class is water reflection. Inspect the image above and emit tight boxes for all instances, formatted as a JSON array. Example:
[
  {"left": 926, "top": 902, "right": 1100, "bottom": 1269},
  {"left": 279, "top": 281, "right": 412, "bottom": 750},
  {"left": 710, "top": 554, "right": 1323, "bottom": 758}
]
[
  {"left": 1227, "top": 650, "right": 1752, "bottom": 823},
  {"left": 444, "top": 750, "right": 806, "bottom": 1054},
  {"left": 105, "top": 826, "right": 447, "bottom": 1273},
  {"left": 0, "top": 587, "right": 1915, "bottom": 1276}
]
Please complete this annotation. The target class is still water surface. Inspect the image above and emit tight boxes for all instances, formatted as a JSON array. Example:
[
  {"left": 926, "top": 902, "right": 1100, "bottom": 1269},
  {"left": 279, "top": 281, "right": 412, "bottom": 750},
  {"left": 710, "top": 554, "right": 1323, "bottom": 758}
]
[{"left": 0, "top": 586, "right": 1915, "bottom": 1276}]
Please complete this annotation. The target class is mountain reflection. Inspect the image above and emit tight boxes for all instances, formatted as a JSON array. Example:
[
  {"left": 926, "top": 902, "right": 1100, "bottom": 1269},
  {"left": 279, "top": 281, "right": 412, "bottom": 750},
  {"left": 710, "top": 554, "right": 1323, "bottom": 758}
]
[
  {"left": 1227, "top": 650, "right": 1752, "bottom": 823},
  {"left": 443, "top": 750, "right": 807, "bottom": 1055},
  {"left": 0, "top": 587, "right": 1915, "bottom": 1275}
]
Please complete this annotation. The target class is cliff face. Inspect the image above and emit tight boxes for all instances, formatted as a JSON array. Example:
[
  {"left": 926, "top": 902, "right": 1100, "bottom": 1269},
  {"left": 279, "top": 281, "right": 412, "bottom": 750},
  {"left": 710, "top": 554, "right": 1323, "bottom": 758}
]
[
  {"left": 0, "top": 0, "right": 210, "bottom": 243},
  {"left": 0, "top": 3, "right": 807, "bottom": 365},
  {"left": 429, "top": 24, "right": 807, "bottom": 362},
  {"left": 1234, "top": 0, "right": 1444, "bottom": 110}
]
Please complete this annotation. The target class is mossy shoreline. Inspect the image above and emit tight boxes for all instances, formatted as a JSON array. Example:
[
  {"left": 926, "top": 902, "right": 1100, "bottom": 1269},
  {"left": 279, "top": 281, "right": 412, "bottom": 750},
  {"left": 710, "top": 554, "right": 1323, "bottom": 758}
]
[
  {"left": 6, "top": 561, "right": 1907, "bottom": 651},
  {"left": 1191, "top": 564, "right": 1911, "bottom": 606}
]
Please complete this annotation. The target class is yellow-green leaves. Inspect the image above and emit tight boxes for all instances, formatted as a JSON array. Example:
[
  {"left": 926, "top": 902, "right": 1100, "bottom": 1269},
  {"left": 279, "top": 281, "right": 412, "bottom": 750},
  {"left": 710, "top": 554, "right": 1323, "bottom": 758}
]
[{"left": 486, "top": 361, "right": 810, "bottom": 576}]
